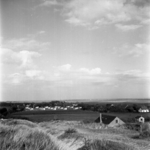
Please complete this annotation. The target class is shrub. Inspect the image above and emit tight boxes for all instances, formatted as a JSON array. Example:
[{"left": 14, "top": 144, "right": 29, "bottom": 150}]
[
  {"left": 58, "top": 128, "right": 79, "bottom": 140},
  {"left": 64, "top": 128, "right": 77, "bottom": 134}
]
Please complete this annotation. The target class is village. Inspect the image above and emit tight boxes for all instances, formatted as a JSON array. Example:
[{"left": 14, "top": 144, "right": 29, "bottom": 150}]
[{"left": 25, "top": 104, "right": 82, "bottom": 111}]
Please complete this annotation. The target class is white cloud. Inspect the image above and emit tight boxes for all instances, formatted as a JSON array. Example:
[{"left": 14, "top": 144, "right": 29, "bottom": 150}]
[
  {"left": 2, "top": 48, "right": 41, "bottom": 68},
  {"left": 6, "top": 70, "right": 46, "bottom": 85},
  {"left": 19, "top": 51, "right": 41, "bottom": 68},
  {"left": 3, "top": 37, "right": 50, "bottom": 52},
  {"left": 37, "top": 0, "right": 149, "bottom": 30},
  {"left": 115, "top": 24, "right": 142, "bottom": 31},
  {"left": 79, "top": 67, "right": 101, "bottom": 75},
  {"left": 38, "top": 31, "right": 46, "bottom": 34},
  {"left": 63, "top": 0, "right": 127, "bottom": 27},
  {"left": 128, "top": 43, "right": 150, "bottom": 57},
  {"left": 8, "top": 73, "right": 25, "bottom": 84},
  {"left": 113, "top": 43, "right": 150, "bottom": 57},
  {"left": 60, "top": 64, "right": 72, "bottom": 71},
  {"left": 59, "top": 0, "right": 150, "bottom": 29},
  {"left": 25, "top": 70, "right": 45, "bottom": 80},
  {"left": 114, "top": 69, "right": 150, "bottom": 83},
  {"left": 38, "top": 0, "right": 62, "bottom": 7}
]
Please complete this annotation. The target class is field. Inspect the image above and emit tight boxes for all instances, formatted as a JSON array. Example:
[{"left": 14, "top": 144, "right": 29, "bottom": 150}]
[
  {"left": 0, "top": 119, "right": 150, "bottom": 150},
  {"left": 10, "top": 110, "right": 150, "bottom": 122},
  {"left": 10, "top": 110, "right": 100, "bottom": 122}
]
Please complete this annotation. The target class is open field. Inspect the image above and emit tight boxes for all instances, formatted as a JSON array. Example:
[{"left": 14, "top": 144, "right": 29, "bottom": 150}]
[
  {"left": 10, "top": 110, "right": 150, "bottom": 122},
  {"left": 10, "top": 110, "right": 99, "bottom": 122},
  {"left": 0, "top": 119, "right": 150, "bottom": 150}
]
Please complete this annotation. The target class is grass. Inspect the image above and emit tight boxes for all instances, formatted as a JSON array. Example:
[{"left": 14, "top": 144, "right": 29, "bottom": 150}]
[
  {"left": 78, "top": 139, "right": 139, "bottom": 150},
  {"left": 10, "top": 110, "right": 150, "bottom": 123},
  {"left": 10, "top": 110, "right": 99, "bottom": 122},
  {"left": 1, "top": 119, "right": 150, "bottom": 150},
  {"left": 58, "top": 128, "right": 81, "bottom": 140},
  {"left": 0, "top": 119, "right": 67, "bottom": 150},
  {"left": 140, "top": 122, "right": 150, "bottom": 138}
]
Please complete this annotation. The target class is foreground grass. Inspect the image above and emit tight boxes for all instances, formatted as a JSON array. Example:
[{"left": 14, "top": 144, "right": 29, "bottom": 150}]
[
  {"left": 0, "top": 119, "right": 67, "bottom": 150},
  {"left": 78, "top": 139, "right": 138, "bottom": 150},
  {"left": 0, "top": 119, "right": 150, "bottom": 150}
]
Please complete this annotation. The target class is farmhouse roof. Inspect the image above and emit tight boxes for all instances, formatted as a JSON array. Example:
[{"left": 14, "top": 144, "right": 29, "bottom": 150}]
[
  {"left": 139, "top": 106, "right": 148, "bottom": 109},
  {"left": 135, "top": 116, "right": 144, "bottom": 119},
  {"left": 95, "top": 114, "right": 117, "bottom": 124}
]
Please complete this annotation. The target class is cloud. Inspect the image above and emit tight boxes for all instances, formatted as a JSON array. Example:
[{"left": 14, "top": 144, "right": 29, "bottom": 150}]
[
  {"left": 5, "top": 69, "right": 47, "bottom": 85},
  {"left": 19, "top": 51, "right": 41, "bottom": 68},
  {"left": 38, "top": 31, "right": 46, "bottom": 34},
  {"left": 63, "top": 0, "right": 128, "bottom": 27},
  {"left": 79, "top": 68, "right": 101, "bottom": 75},
  {"left": 2, "top": 48, "right": 41, "bottom": 69},
  {"left": 115, "top": 24, "right": 142, "bottom": 31},
  {"left": 114, "top": 70, "right": 150, "bottom": 83},
  {"left": 38, "top": 0, "right": 62, "bottom": 7},
  {"left": 8, "top": 73, "right": 25, "bottom": 85},
  {"left": 113, "top": 43, "right": 150, "bottom": 57},
  {"left": 37, "top": 0, "right": 149, "bottom": 29},
  {"left": 3, "top": 62, "right": 150, "bottom": 89},
  {"left": 128, "top": 43, "right": 150, "bottom": 57},
  {"left": 25, "top": 70, "right": 45, "bottom": 80},
  {"left": 60, "top": 0, "right": 150, "bottom": 29},
  {"left": 59, "top": 64, "right": 72, "bottom": 71},
  {"left": 3, "top": 37, "right": 50, "bottom": 52}
]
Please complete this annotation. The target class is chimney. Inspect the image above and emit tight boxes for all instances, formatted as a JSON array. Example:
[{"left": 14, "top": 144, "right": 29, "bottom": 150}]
[{"left": 100, "top": 113, "right": 102, "bottom": 124}]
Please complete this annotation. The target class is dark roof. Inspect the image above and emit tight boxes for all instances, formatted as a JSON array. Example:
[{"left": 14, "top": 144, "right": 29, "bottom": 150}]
[
  {"left": 95, "top": 114, "right": 116, "bottom": 124},
  {"left": 140, "top": 106, "right": 148, "bottom": 109},
  {"left": 135, "top": 116, "right": 144, "bottom": 119}
]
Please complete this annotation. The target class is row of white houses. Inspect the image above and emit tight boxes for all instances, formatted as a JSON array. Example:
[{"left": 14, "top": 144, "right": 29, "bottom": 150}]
[
  {"left": 25, "top": 105, "right": 82, "bottom": 111},
  {"left": 138, "top": 108, "right": 149, "bottom": 113}
]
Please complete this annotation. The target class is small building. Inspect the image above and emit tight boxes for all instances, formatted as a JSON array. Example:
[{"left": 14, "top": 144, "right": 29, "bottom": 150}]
[
  {"left": 135, "top": 116, "right": 145, "bottom": 123},
  {"left": 138, "top": 106, "right": 149, "bottom": 113},
  {"left": 95, "top": 114, "right": 125, "bottom": 127}
]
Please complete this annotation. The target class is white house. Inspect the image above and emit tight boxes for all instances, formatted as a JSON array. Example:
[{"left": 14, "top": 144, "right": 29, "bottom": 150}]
[
  {"left": 138, "top": 106, "right": 149, "bottom": 113},
  {"left": 135, "top": 116, "right": 145, "bottom": 123},
  {"left": 95, "top": 114, "right": 125, "bottom": 127}
]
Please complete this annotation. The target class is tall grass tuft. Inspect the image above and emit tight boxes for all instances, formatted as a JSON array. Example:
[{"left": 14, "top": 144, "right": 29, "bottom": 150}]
[
  {"left": 58, "top": 128, "right": 79, "bottom": 139},
  {"left": 64, "top": 128, "right": 77, "bottom": 134}
]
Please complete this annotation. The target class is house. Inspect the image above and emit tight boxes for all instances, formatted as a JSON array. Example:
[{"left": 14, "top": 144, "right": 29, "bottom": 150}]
[
  {"left": 95, "top": 114, "right": 125, "bottom": 127},
  {"left": 135, "top": 116, "right": 145, "bottom": 123},
  {"left": 138, "top": 106, "right": 149, "bottom": 113}
]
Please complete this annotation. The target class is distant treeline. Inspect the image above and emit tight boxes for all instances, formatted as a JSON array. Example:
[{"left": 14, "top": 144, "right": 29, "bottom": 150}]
[
  {"left": 0, "top": 101, "right": 150, "bottom": 118},
  {"left": 79, "top": 103, "right": 150, "bottom": 113}
]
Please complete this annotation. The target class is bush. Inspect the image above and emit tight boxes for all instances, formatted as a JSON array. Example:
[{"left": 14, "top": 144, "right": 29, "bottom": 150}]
[
  {"left": 58, "top": 128, "right": 79, "bottom": 139},
  {"left": 64, "top": 128, "right": 77, "bottom": 134}
]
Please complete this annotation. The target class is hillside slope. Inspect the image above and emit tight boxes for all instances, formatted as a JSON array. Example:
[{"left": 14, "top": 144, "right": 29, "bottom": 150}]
[{"left": 0, "top": 119, "right": 150, "bottom": 150}]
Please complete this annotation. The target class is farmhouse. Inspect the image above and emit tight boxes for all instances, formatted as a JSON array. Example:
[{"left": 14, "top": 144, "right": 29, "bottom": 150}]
[
  {"left": 135, "top": 116, "right": 145, "bottom": 123},
  {"left": 138, "top": 106, "right": 149, "bottom": 113},
  {"left": 95, "top": 114, "right": 125, "bottom": 127}
]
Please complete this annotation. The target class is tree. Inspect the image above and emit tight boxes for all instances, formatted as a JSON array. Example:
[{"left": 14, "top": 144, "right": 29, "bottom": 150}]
[{"left": 0, "top": 108, "right": 8, "bottom": 117}]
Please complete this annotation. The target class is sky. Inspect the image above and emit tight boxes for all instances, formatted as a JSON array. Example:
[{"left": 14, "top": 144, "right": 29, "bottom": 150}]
[{"left": 1, "top": 0, "right": 150, "bottom": 101}]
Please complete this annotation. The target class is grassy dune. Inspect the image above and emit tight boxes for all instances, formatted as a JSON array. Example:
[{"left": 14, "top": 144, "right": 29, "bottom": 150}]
[
  {"left": 0, "top": 119, "right": 150, "bottom": 150},
  {"left": 0, "top": 119, "right": 70, "bottom": 150}
]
